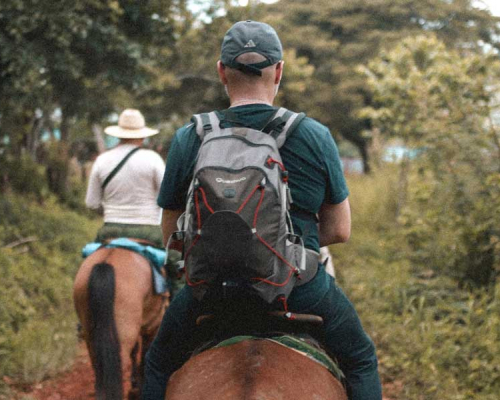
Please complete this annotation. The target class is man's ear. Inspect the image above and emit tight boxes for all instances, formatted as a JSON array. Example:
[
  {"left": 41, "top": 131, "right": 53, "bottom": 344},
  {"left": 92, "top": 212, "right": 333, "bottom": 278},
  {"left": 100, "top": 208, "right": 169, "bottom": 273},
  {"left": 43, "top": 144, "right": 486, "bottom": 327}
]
[
  {"left": 275, "top": 61, "right": 284, "bottom": 84},
  {"left": 217, "top": 61, "right": 228, "bottom": 84}
]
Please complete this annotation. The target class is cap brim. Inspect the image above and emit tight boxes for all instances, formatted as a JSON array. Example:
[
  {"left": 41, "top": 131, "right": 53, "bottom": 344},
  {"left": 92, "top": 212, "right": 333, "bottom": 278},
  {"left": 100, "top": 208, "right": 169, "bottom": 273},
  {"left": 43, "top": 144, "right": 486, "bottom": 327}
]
[{"left": 104, "top": 126, "right": 159, "bottom": 139}]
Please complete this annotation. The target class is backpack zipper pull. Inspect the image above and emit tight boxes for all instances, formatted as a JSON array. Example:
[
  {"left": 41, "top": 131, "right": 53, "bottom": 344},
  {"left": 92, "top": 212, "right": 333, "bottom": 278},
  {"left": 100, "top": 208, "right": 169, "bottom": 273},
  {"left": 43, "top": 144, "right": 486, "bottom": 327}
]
[{"left": 286, "top": 185, "right": 293, "bottom": 205}]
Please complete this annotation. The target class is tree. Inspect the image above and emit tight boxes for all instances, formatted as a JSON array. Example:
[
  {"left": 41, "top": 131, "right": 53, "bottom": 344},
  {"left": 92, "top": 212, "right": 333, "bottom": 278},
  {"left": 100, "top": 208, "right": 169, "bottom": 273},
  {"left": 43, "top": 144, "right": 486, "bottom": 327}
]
[
  {"left": 0, "top": 0, "right": 183, "bottom": 199},
  {"left": 362, "top": 34, "right": 500, "bottom": 286},
  {"left": 265, "top": 0, "right": 500, "bottom": 172}
]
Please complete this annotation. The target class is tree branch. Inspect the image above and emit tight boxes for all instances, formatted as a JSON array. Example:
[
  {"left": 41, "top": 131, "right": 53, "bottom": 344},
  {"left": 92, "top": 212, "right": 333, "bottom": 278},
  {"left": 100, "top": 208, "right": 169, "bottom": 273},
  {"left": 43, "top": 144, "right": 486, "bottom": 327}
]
[{"left": 3, "top": 236, "right": 38, "bottom": 249}]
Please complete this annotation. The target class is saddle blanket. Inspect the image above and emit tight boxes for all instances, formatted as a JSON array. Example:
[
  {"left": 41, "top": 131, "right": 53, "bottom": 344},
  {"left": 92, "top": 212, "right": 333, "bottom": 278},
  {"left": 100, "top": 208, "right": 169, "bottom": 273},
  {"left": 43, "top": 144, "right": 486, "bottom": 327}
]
[
  {"left": 82, "top": 238, "right": 168, "bottom": 294},
  {"left": 214, "top": 335, "right": 345, "bottom": 381}
]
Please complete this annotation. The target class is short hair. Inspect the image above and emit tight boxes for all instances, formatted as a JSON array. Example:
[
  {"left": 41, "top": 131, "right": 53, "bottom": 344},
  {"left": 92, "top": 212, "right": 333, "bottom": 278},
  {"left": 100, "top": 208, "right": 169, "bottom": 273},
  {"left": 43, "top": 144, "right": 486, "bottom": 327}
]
[
  {"left": 234, "top": 52, "right": 268, "bottom": 65},
  {"left": 225, "top": 52, "right": 278, "bottom": 84}
]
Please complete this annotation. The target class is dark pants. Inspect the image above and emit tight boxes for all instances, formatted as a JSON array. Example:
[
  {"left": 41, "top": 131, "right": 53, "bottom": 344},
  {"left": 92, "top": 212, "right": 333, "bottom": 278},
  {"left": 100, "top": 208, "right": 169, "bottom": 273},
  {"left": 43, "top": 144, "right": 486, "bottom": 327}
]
[{"left": 142, "top": 266, "right": 382, "bottom": 400}]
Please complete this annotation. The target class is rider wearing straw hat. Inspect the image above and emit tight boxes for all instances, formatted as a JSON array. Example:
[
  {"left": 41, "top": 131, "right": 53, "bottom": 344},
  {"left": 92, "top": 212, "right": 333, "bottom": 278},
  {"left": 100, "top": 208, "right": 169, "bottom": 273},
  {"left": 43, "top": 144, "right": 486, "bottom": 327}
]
[{"left": 85, "top": 109, "right": 165, "bottom": 247}]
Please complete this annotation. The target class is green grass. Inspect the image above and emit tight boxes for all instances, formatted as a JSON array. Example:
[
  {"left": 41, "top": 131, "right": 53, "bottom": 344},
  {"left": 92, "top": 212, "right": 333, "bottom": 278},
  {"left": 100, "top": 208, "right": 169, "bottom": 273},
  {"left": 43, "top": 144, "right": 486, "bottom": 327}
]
[
  {"left": 331, "top": 168, "right": 500, "bottom": 399},
  {"left": 0, "top": 193, "right": 99, "bottom": 390}
]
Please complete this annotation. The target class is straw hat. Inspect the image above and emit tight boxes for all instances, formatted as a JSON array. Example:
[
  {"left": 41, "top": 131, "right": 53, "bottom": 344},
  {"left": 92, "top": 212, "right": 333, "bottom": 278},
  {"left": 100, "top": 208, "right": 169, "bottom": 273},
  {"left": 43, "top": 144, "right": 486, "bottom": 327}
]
[{"left": 104, "top": 109, "right": 159, "bottom": 139}]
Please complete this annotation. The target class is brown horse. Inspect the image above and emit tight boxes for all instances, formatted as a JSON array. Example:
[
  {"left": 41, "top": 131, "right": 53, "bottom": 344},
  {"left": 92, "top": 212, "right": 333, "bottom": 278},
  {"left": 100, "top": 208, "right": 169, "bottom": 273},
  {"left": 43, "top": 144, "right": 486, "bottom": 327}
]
[
  {"left": 165, "top": 338, "right": 347, "bottom": 400},
  {"left": 73, "top": 246, "right": 169, "bottom": 400}
]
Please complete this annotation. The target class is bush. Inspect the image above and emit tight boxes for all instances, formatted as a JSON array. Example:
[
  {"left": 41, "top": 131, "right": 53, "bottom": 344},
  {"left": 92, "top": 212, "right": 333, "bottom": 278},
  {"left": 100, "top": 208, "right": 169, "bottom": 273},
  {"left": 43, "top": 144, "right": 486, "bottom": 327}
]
[
  {"left": 0, "top": 193, "right": 99, "bottom": 385},
  {"left": 398, "top": 167, "right": 500, "bottom": 287},
  {"left": 0, "top": 154, "right": 50, "bottom": 202},
  {"left": 361, "top": 35, "right": 500, "bottom": 288},
  {"left": 334, "top": 169, "right": 500, "bottom": 400}
]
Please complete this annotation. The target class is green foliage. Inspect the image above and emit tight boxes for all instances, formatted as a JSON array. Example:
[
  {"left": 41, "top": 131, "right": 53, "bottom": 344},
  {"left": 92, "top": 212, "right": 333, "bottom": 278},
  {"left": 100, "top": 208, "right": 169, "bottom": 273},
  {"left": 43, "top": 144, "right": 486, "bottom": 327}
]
[
  {"left": 0, "top": 0, "right": 181, "bottom": 120},
  {"left": 91, "top": 0, "right": 500, "bottom": 173},
  {"left": 0, "top": 154, "right": 49, "bottom": 201},
  {"left": 0, "top": 193, "right": 99, "bottom": 383},
  {"left": 0, "top": 144, "right": 89, "bottom": 210},
  {"left": 2, "top": 0, "right": 500, "bottom": 190},
  {"left": 0, "top": 0, "right": 185, "bottom": 201},
  {"left": 398, "top": 169, "right": 500, "bottom": 287},
  {"left": 335, "top": 170, "right": 500, "bottom": 400},
  {"left": 264, "top": 0, "right": 500, "bottom": 171},
  {"left": 361, "top": 35, "right": 500, "bottom": 287}
]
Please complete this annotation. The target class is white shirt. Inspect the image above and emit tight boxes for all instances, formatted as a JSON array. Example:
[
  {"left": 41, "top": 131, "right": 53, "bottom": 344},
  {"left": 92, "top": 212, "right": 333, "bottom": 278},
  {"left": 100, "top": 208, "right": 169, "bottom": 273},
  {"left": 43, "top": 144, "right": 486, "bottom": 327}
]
[{"left": 85, "top": 144, "right": 165, "bottom": 225}]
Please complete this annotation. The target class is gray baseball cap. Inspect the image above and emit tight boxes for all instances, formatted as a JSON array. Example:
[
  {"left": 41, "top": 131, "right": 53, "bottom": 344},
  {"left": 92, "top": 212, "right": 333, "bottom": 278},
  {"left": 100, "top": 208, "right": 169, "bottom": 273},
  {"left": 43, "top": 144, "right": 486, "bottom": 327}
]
[{"left": 220, "top": 20, "right": 283, "bottom": 76}]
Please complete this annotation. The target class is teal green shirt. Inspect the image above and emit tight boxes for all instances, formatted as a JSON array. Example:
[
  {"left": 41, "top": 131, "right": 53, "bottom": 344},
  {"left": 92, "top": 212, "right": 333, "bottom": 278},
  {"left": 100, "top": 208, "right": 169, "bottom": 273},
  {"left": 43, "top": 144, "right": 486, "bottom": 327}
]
[{"left": 157, "top": 104, "right": 349, "bottom": 252}]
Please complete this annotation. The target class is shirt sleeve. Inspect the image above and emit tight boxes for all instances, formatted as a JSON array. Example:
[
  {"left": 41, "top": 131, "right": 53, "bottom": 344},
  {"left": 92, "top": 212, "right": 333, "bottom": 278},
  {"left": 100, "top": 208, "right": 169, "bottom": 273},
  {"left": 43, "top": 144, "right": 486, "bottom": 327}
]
[
  {"left": 157, "top": 124, "right": 200, "bottom": 210},
  {"left": 321, "top": 131, "right": 349, "bottom": 205},
  {"left": 85, "top": 159, "right": 103, "bottom": 209}
]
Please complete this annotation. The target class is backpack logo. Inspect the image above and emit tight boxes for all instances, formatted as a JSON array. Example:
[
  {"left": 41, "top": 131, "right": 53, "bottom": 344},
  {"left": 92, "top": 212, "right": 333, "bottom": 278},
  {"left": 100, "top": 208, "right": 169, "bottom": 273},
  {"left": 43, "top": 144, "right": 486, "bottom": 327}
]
[
  {"left": 244, "top": 40, "right": 256, "bottom": 48},
  {"left": 216, "top": 177, "right": 247, "bottom": 184}
]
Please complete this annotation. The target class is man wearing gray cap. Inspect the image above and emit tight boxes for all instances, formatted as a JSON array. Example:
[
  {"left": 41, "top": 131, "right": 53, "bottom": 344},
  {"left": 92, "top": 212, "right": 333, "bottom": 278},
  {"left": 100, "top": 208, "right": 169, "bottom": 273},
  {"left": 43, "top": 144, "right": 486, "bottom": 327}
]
[{"left": 143, "top": 21, "right": 381, "bottom": 400}]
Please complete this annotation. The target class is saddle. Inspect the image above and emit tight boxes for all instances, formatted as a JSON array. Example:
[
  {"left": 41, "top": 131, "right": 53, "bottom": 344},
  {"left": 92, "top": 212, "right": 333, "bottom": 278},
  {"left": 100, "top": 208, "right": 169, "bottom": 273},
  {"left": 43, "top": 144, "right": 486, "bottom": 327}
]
[{"left": 192, "top": 309, "right": 344, "bottom": 383}]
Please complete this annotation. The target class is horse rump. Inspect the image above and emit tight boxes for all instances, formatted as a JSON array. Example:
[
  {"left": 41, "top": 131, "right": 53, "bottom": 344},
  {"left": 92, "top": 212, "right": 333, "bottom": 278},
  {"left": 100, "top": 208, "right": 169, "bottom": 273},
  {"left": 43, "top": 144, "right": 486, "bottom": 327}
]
[{"left": 165, "top": 337, "right": 347, "bottom": 400}]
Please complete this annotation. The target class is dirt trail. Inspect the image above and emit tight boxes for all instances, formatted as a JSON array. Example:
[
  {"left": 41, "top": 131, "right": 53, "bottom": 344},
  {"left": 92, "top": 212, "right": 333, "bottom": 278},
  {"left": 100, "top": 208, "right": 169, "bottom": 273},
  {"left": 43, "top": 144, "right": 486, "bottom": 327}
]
[{"left": 9, "top": 345, "right": 95, "bottom": 400}]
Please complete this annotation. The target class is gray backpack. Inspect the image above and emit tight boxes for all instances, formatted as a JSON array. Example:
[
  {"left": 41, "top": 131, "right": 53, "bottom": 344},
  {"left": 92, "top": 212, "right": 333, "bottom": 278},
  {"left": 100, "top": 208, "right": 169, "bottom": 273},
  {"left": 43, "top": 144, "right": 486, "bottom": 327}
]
[{"left": 175, "top": 108, "right": 314, "bottom": 306}]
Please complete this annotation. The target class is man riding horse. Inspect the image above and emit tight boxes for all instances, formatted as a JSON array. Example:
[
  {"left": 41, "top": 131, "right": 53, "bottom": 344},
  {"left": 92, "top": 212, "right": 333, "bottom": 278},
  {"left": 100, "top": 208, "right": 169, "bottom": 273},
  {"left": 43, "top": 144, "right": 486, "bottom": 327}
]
[
  {"left": 143, "top": 21, "right": 382, "bottom": 400},
  {"left": 76, "top": 109, "right": 170, "bottom": 399},
  {"left": 85, "top": 108, "right": 165, "bottom": 248}
]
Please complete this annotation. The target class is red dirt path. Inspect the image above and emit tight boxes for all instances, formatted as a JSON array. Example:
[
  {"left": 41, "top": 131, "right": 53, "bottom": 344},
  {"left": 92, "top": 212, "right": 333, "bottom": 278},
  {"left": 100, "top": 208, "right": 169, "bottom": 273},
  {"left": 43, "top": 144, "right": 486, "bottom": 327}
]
[{"left": 9, "top": 345, "right": 96, "bottom": 400}]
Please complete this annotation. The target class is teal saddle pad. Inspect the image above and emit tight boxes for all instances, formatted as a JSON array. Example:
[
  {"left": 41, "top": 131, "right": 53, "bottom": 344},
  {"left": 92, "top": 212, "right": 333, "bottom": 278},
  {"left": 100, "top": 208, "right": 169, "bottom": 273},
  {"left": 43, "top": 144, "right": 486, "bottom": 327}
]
[{"left": 82, "top": 238, "right": 167, "bottom": 294}]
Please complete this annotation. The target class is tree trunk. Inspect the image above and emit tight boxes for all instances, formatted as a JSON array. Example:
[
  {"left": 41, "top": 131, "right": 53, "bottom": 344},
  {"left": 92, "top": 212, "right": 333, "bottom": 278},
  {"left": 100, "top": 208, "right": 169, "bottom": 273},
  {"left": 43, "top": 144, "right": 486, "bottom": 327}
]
[
  {"left": 60, "top": 111, "right": 70, "bottom": 143},
  {"left": 28, "top": 115, "right": 44, "bottom": 160},
  {"left": 342, "top": 128, "right": 371, "bottom": 174},
  {"left": 46, "top": 110, "right": 70, "bottom": 200},
  {"left": 358, "top": 141, "right": 371, "bottom": 174}
]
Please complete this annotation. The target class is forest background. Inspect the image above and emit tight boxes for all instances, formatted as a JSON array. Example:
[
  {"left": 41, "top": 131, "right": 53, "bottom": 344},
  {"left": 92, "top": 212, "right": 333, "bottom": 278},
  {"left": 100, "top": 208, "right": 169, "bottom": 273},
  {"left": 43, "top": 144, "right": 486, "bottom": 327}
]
[{"left": 1, "top": 0, "right": 499, "bottom": 398}]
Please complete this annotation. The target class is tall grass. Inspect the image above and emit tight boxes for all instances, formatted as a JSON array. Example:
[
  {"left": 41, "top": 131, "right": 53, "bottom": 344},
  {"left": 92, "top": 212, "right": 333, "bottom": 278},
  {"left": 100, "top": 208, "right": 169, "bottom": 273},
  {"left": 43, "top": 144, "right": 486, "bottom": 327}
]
[
  {"left": 0, "top": 193, "right": 99, "bottom": 394},
  {"left": 1, "top": 167, "right": 499, "bottom": 399},
  {"left": 333, "top": 166, "right": 500, "bottom": 399}
]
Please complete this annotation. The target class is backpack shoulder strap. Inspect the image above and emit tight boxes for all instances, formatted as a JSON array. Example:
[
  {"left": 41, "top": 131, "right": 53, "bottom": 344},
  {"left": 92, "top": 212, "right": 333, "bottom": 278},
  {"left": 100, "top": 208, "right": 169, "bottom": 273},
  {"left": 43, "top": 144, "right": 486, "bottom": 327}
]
[
  {"left": 101, "top": 146, "right": 141, "bottom": 190},
  {"left": 262, "top": 107, "right": 306, "bottom": 148},
  {"left": 191, "top": 112, "right": 222, "bottom": 141}
]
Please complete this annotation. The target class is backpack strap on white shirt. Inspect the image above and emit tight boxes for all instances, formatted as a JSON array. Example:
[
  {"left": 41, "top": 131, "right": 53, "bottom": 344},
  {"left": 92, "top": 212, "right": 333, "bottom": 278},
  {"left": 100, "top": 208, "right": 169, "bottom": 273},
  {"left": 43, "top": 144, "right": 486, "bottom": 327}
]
[{"left": 101, "top": 146, "right": 141, "bottom": 190}]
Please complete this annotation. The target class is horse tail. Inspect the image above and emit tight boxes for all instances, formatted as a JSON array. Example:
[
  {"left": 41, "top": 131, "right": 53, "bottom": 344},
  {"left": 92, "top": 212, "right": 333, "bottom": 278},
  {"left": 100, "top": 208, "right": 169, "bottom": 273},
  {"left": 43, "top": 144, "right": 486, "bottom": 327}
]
[{"left": 87, "top": 262, "right": 123, "bottom": 400}]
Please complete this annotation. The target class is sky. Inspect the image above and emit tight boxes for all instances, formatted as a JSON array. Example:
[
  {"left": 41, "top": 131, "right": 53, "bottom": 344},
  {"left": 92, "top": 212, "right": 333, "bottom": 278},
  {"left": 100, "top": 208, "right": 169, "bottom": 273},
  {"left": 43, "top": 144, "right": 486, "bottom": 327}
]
[
  {"left": 237, "top": 0, "right": 277, "bottom": 4},
  {"left": 239, "top": 0, "right": 500, "bottom": 15},
  {"left": 474, "top": 0, "right": 500, "bottom": 16},
  {"left": 211, "top": 1, "right": 500, "bottom": 16},
  {"left": 192, "top": 1, "right": 500, "bottom": 22}
]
